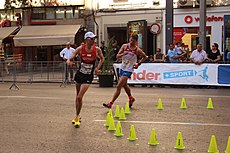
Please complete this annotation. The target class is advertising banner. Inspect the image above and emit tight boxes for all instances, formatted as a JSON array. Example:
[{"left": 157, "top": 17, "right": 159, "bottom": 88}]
[{"left": 113, "top": 63, "right": 230, "bottom": 86}]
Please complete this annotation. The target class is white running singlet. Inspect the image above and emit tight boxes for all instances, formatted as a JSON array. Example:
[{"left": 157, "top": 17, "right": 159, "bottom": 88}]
[{"left": 120, "top": 44, "right": 137, "bottom": 72}]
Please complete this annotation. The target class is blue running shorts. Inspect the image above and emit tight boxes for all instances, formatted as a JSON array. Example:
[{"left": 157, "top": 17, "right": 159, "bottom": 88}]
[{"left": 119, "top": 69, "right": 132, "bottom": 78}]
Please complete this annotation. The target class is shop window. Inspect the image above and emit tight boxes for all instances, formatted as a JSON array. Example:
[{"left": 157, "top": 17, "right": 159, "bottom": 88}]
[
  {"left": 66, "top": 8, "right": 73, "bottom": 19},
  {"left": 46, "top": 8, "right": 55, "bottom": 20},
  {"left": 73, "top": 9, "right": 79, "bottom": 19},
  {"left": 55, "top": 8, "right": 65, "bottom": 19},
  {"left": 31, "top": 8, "right": 45, "bottom": 20}
]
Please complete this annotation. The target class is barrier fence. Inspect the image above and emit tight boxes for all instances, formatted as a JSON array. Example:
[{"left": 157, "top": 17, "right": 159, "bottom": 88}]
[{"left": 0, "top": 59, "right": 80, "bottom": 88}]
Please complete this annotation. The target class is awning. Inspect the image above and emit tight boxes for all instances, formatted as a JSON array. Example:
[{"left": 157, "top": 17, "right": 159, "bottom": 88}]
[
  {"left": 13, "top": 25, "right": 81, "bottom": 47},
  {"left": 0, "top": 27, "right": 19, "bottom": 44}
]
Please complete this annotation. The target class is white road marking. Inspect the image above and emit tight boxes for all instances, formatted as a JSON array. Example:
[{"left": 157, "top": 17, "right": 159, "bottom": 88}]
[
  {"left": 94, "top": 120, "right": 230, "bottom": 127},
  {"left": 183, "top": 95, "right": 230, "bottom": 98},
  {"left": 0, "top": 96, "right": 61, "bottom": 100}
]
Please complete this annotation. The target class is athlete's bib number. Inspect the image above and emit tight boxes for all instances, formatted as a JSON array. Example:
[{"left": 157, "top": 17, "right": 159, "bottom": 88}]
[{"left": 80, "top": 63, "right": 93, "bottom": 74}]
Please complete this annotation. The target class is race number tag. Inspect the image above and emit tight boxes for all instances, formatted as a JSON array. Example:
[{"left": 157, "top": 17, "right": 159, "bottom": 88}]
[{"left": 80, "top": 63, "right": 93, "bottom": 74}]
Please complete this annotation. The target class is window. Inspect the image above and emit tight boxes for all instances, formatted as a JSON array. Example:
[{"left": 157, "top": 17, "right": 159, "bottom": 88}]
[
  {"left": 46, "top": 8, "right": 55, "bottom": 20},
  {"left": 55, "top": 8, "right": 65, "bottom": 19},
  {"left": 31, "top": 8, "right": 45, "bottom": 20}
]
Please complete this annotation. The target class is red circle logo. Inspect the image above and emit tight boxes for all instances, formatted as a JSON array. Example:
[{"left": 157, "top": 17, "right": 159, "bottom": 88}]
[{"left": 184, "top": 15, "right": 193, "bottom": 24}]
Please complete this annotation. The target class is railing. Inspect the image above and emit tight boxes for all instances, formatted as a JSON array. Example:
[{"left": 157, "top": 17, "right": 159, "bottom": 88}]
[{"left": 0, "top": 59, "right": 79, "bottom": 84}]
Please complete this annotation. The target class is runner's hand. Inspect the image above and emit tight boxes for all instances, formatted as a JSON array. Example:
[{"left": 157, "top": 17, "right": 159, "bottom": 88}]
[
  {"left": 95, "top": 67, "right": 99, "bottom": 75},
  {"left": 133, "top": 63, "right": 139, "bottom": 69}
]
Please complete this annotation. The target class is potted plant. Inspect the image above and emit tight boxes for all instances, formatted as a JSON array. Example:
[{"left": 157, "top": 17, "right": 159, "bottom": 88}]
[{"left": 97, "top": 38, "right": 115, "bottom": 87}]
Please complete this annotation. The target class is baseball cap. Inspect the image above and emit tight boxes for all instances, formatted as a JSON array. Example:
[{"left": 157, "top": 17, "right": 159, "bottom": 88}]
[{"left": 84, "top": 32, "right": 96, "bottom": 39}]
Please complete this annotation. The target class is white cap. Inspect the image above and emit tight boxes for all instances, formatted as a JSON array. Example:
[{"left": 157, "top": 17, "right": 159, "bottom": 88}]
[{"left": 84, "top": 32, "right": 96, "bottom": 39}]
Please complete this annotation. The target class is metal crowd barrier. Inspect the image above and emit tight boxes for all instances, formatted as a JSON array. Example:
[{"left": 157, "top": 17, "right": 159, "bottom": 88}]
[{"left": 0, "top": 59, "right": 80, "bottom": 89}]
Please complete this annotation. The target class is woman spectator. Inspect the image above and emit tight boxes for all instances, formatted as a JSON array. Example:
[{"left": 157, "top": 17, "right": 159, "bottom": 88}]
[
  {"left": 207, "top": 43, "right": 221, "bottom": 63},
  {"left": 153, "top": 48, "right": 165, "bottom": 62}
]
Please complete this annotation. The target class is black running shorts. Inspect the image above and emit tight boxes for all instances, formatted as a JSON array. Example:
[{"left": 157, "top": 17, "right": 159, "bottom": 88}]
[{"left": 74, "top": 72, "right": 94, "bottom": 84}]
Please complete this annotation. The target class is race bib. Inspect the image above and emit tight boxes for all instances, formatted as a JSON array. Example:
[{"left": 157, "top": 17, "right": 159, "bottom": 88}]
[{"left": 80, "top": 63, "right": 93, "bottom": 74}]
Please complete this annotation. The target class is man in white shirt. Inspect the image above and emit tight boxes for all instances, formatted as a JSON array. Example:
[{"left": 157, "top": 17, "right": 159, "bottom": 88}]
[
  {"left": 60, "top": 42, "right": 75, "bottom": 82},
  {"left": 190, "top": 44, "right": 208, "bottom": 65}
]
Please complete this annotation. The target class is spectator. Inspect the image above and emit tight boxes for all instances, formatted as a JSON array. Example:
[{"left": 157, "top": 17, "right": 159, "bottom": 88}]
[
  {"left": 207, "top": 43, "right": 221, "bottom": 63},
  {"left": 182, "top": 47, "right": 191, "bottom": 62},
  {"left": 153, "top": 48, "right": 165, "bottom": 62},
  {"left": 175, "top": 42, "right": 186, "bottom": 56},
  {"left": 147, "top": 55, "right": 154, "bottom": 62},
  {"left": 100, "top": 41, "right": 106, "bottom": 55},
  {"left": 167, "top": 43, "right": 182, "bottom": 63},
  {"left": 227, "top": 49, "right": 230, "bottom": 64},
  {"left": 112, "top": 40, "right": 119, "bottom": 62},
  {"left": 59, "top": 42, "right": 75, "bottom": 82},
  {"left": 190, "top": 44, "right": 208, "bottom": 65}
]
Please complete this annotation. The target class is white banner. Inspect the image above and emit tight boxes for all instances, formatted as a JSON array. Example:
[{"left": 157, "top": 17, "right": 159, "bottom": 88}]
[{"left": 113, "top": 63, "right": 230, "bottom": 86}]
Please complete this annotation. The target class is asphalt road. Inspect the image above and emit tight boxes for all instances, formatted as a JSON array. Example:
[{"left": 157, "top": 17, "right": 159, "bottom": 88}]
[{"left": 0, "top": 83, "right": 230, "bottom": 153}]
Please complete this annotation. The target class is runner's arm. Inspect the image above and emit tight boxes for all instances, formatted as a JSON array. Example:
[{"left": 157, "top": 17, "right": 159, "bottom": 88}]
[
  {"left": 116, "top": 44, "right": 127, "bottom": 59},
  {"left": 137, "top": 48, "right": 148, "bottom": 65},
  {"left": 96, "top": 47, "right": 104, "bottom": 69},
  {"left": 66, "top": 46, "right": 81, "bottom": 65}
]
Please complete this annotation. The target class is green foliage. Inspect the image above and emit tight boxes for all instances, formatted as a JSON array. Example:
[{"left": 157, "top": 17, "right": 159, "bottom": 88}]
[{"left": 98, "top": 37, "right": 115, "bottom": 75}]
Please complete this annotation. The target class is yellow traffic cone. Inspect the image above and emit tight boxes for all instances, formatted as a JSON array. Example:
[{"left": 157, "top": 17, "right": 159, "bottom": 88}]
[
  {"left": 207, "top": 98, "right": 214, "bottom": 109},
  {"left": 114, "top": 105, "right": 120, "bottom": 118},
  {"left": 208, "top": 135, "right": 219, "bottom": 153},
  {"left": 180, "top": 97, "right": 187, "bottom": 109},
  {"left": 108, "top": 109, "right": 113, "bottom": 117},
  {"left": 174, "top": 132, "right": 185, "bottom": 150},
  {"left": 157, "top": 98, "right": 163, "bottom": 110},
  {"left": 114, "top": 121, "right": 124, "bottom": 137},
  {"left": 119, "top": 107, "right": 127, "bottom": 120},
  {"left": 104, "top": 112, "right": 111, "bottom": 127},
  {"left": 127, "top": 125, "right": 138, "bottom": 141},
  {"left": 225, "top": 136, "right": 230, "bottom": 153},
  {"left": 125, "top": 102, "right": 131, "bottom": 114},
  {"left": 148, "top": 128, "right": 159, "bottom": 145},
  {"left": 108, "top": 116, "right": 116, "bottom": 131}
]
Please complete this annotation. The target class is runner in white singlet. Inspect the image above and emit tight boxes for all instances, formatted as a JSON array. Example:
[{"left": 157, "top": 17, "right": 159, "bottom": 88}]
[{"left": 103, "top": 33, "right": 147, "bottom": 109}]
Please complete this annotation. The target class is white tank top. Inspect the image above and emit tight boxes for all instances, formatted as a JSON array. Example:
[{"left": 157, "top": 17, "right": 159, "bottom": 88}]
[{"left": 120, "top": 44, "right": 137, "bottom": 72}]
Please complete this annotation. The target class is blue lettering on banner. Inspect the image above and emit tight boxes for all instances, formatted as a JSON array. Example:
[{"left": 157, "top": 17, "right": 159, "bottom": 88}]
[
  {"left": 218, "top": 65, "right": 230, "bottom": 84},
  {"left": 164, "top": 70, "right": 197, "bottom": 79}
]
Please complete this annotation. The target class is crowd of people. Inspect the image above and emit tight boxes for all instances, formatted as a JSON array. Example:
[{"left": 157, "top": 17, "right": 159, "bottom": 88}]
[
  {"left": 145, "top": 42, "right": 227, "bottom": 64},
  {"left": 100, "top": 40, "right": 229, "bottom": 64}
]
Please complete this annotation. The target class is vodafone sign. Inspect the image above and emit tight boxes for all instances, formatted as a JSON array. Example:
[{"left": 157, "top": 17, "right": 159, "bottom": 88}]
[{"left": 184, "top": 15, "right": 224, "bottom": 24}]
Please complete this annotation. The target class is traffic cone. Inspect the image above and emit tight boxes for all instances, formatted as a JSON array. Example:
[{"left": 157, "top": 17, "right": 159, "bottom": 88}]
[
  {"left": 127, "top": 125, "right": 138, "bottom": 141},
  {"left": 225, "top": 136, "right": 230, "bottom": 153},
  {"left": 114, "top": 105, "right": 120, "bottom": 118},
  {"left": 157, "top": 98, "right": 163, "bottom": 110},
  {"left": 207, "top": 98, "right": 214, "bottom": 109},
  {"left": 174, "top": 132, "right": 185, "bottom": 150},
  {"left": 108, "top": 109, "right": 113, "bottom": 117},
  {"left": 180, "top": 97, "right": 187, "bottom": 109},
  {"left": 104, "top": 112, "right": 111, "bottom": 127},
  {"left": 148, "top": 128, "right": 159, "bottom": 145},
  {"left": 208, "top": 135, "right": 219, "bottom": 153},
  {"left": 108, "top": 115, "right": 116, "bottom": 131},
  {"left": 119, "top": 107, "right": 127, "bottom": 120},
  {"left": 125, "top": 102, "right": 131, "bottom": 114},
  {"left": 114, "top": 121, "right": 123, "bottom": 137}
]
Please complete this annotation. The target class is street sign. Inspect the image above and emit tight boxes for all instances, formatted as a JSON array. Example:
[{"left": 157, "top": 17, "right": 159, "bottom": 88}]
[{"left": 150, "top": 23, "right": 161, "bottom": 34}]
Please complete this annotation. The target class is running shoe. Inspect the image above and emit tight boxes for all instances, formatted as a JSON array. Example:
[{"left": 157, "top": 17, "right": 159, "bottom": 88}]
[
  {"left": 129, "top": 97, "right": 135, "bottom": 108},
  {"left": 103, "top": 101, "right": 113, "bottom": 108},
  {"left": 72, "top": 116, "right": 81, "bottom": 128}
]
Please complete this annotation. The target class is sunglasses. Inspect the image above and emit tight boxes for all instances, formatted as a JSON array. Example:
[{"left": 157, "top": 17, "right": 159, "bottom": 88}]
[
  {"left": 212, "top": 46, "right": 216, "bottom": 47},
  {"left": 87, "top": 37, "right": 95, "bottom": 40}
]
